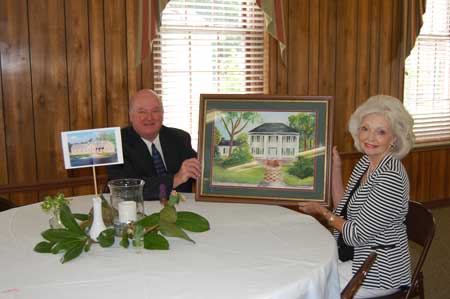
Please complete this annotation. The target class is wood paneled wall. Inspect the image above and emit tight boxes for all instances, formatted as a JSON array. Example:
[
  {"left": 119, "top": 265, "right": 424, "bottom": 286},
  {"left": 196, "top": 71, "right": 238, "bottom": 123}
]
[
  {"left": 0, "top": 0, "right": 152, "bottom": 205},
  {"left": 0, "top": 0, "right": 449, "bottom": 206}
]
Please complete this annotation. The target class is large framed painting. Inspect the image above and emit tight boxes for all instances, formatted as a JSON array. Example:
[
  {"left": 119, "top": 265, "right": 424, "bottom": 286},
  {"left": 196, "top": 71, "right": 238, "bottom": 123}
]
[{"left": 196, "top": 94, "right": 334, "bottom": 207}]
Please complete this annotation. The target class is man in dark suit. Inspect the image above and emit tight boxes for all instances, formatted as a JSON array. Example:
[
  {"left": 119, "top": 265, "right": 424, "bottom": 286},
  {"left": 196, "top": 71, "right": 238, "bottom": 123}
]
[{"left": 107, "top": 89, "right": 201, "bottom": 200}]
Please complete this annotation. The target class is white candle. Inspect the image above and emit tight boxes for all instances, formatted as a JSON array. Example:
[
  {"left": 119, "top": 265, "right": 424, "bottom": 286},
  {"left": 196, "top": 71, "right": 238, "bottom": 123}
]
[{"left": 118, "top": 201, "right": 137, "bottom": 223}]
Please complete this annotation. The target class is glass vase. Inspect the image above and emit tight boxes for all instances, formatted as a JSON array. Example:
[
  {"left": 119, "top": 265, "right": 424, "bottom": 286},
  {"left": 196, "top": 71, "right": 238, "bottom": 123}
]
[{"left": 49, "top": 209, "right": 63, "bottom": 229}]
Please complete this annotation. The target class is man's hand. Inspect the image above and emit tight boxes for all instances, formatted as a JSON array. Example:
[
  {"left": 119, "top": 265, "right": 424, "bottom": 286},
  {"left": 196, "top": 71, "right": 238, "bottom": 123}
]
[{"left": 173, "top": 158, "right": 201, "bottom": 188}]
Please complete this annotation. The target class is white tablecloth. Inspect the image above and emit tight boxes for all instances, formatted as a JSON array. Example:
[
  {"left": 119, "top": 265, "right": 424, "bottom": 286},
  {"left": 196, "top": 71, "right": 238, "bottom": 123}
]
[{"left": 0, "top": 194, "right": 340, "bottom": 299}]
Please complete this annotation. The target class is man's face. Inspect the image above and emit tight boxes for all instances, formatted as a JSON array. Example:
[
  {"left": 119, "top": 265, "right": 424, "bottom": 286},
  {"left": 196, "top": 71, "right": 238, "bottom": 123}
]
[{"left": 130, "top": 92, "right": 163, "bottom": 141}]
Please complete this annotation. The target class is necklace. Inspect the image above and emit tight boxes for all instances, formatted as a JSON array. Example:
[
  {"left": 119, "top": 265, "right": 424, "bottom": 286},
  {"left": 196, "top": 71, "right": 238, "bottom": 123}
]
[
  {"left": 362, "top": 161, "right": 379, "bottom": 185},
  {"left": 367, "top": 164, "right": 377, "bottom": 175},
  {"left": 362, "top": 145, "right": 393, "bottom": 184}
]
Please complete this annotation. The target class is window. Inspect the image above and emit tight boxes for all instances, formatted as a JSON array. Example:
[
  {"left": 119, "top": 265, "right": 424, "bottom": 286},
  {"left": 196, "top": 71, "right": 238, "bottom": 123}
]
[
  {"left": 153, "top": 0, "right": 264, "bottom": 149},
  {"left": 404, "top": 0, "right": 450, "bottom": 144}
]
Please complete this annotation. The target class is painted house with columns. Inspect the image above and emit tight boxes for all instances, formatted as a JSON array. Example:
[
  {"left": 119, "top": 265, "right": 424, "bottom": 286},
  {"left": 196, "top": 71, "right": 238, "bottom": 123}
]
[
  {"left": 248, "top": 123, "right": 300, "bottom": 161},
  {"left": 70, "top": 140, "right": 115, "bottom": 155}
]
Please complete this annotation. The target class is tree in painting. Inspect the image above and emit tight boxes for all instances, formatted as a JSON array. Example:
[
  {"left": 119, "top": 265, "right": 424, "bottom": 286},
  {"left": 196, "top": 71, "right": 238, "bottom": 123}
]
[
  {"left": 220, "top": 112, "right": 261, "bottom": 157},
  {"left": 213, "top": 127, "right": 222, "bottom": 160},
  {"left": 288, "top": 112, "right": 316, "bottom": 151},
  {"left": 97, "top": 132, "right": 117, "bottom": 147}
]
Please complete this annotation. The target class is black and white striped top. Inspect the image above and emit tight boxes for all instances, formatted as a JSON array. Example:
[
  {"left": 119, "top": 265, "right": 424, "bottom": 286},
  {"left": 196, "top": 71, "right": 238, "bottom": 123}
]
[{"left": 333, "top": 154, "right": 411, "bottom": 289}]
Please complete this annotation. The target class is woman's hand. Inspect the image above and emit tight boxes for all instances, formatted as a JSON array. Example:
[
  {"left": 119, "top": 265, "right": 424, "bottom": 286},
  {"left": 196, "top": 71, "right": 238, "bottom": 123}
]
[
  {"left": 331, "top": 146, "right": 345, "bottom": 207},
  {"left": 297, "top": 202, "right": 328, "bottom": 218},
  {"left": 332, "top": 146, "right": 342, "bottom": 169},
  {"left": 298, "top": 202, "right": 343, "bottom": 230}
]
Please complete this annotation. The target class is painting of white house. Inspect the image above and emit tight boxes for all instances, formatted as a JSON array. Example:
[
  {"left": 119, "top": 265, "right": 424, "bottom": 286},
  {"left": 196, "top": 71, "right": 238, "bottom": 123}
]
[
  {"left": 211, "top": 110, "right": 318, "bottom": 189},
  {"left": 61, "top": 127, "right": 123, "bottom": 169}
]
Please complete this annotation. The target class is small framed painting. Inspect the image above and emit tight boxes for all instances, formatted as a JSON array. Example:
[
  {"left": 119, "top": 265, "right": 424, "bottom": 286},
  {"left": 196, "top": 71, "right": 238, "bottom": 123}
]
[
  {"left": 196, "top": 94, "right": 334, "bottom": 207},
  {"left": 61, "top": 127, "right": 123, "bottom": 169}
]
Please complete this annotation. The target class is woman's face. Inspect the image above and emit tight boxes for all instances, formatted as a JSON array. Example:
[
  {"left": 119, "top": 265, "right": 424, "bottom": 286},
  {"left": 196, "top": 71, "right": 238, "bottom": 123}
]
[{"left": 358, "top": 113, "right": 396, "bottom": 161}]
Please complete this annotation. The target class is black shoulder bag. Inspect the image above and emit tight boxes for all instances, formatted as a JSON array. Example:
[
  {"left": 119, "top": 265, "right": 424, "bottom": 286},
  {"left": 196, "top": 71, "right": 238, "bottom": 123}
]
[{"left": 337, "top": 176, "right": 362, "bottom": 262}]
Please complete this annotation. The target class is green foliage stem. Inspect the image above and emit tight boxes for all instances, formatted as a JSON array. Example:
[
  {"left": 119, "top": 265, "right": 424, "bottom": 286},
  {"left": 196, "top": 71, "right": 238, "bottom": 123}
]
[
  {"left": 41, "top": 193, "right": 70, "bottom": 213},
  {"left": 34, "top": 193, "right": 210, "bottom": 263}
]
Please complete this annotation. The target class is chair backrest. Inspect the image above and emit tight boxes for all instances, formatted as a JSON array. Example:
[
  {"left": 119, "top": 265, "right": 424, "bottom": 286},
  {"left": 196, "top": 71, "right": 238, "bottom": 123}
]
[
  {"left": 341, "top": 252, "right": 378, "bottom": 299},
  {"left": 405, "top": 201, "right": 435, "bottom": 298},
  {"left": 358, "top": 201, "right": 435, "bottom": 299},
  {"left": 0, "top": 197, "right": 17, "bottom": 212}
]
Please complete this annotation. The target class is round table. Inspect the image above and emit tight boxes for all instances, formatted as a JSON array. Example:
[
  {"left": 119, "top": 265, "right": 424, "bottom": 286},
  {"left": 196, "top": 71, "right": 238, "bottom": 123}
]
[{"left": 0, "top": 194, "right": 340, "bottom": 299}]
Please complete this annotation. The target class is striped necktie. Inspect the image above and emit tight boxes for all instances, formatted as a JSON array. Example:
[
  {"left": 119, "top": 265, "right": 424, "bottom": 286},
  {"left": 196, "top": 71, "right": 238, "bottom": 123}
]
[{"left": 151, "top": 143, "right": 167, "bottom": 175}]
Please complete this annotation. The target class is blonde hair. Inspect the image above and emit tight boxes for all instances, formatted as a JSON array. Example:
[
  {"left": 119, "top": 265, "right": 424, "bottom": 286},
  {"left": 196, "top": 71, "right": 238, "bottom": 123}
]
[{"left": 348, "top": 95, "right": 415, "bottom": 159}]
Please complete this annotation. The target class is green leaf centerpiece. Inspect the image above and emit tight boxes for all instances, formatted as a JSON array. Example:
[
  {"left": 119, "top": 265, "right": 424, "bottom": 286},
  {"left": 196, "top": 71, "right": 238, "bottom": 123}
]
[{"left": 34, "top": 191, "right": 210, "bottom": 263}]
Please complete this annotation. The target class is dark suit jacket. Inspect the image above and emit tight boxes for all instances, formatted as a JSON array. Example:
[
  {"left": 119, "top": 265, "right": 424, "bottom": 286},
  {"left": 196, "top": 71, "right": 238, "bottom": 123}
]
[{"left": 107, "top": 126, "right": 197, "bottom": 200}]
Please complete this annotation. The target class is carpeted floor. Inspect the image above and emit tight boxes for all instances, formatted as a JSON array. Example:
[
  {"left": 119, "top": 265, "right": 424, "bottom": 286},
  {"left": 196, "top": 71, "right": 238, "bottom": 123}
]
[{"left": 417, "top": 206, "right": 450, "bottom": 299}]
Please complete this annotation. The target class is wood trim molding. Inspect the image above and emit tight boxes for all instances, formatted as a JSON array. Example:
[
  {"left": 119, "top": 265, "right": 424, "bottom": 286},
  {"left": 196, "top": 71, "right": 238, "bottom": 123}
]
[
  {"left": 0, "top": 175, "right": 108, "bottom": 193},
  {"left": 422, "top": 198, "right": 450, "bottom": 209}
]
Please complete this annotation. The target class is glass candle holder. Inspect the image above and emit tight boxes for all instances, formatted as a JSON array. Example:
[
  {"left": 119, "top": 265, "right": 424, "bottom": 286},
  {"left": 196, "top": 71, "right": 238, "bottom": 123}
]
[{"left": 107, "top": 178, "right": 145, "bottom": 236}]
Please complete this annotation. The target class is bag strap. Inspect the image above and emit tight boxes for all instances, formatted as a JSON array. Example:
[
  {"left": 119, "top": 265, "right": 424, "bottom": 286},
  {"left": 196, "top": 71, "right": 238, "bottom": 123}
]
[{"left": 340, "top": 174, "right": 363, "bottom": 219}]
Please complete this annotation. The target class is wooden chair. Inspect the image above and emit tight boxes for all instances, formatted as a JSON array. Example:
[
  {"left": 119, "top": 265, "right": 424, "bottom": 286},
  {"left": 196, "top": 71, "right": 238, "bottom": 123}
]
[
  {"left": 341, "top": 252, "right": 378, "bottom": 299},
  {"left": 367, "top": 201, "right": 436, "bottom": 299},
  {"left": 0, "top": 197, "right": 16, "bottom": 212}
]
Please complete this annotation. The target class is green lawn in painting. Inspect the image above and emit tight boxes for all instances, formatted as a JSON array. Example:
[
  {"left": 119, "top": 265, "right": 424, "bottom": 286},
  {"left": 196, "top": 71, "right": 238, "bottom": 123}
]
[
  {"left": 213, "top": 162, "right": 264, "bottom": 184},
  {"left": 212, "top": 161, "right": 313, "bottom": 187}
]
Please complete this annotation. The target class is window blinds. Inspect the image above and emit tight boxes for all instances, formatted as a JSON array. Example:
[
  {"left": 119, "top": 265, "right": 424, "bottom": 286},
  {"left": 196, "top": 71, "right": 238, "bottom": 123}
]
[
  {"left": 153, "top": 0, "right": 264, "bottom": 149},
  {"left": 404, "top": 0, "right": 450, "bottom": 144}
]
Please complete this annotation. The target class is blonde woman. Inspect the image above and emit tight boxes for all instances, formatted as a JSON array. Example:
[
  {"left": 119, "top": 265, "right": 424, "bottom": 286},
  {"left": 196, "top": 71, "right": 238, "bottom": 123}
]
[{"left": 298, "top": 95, "right": 414, "bottom": 298}]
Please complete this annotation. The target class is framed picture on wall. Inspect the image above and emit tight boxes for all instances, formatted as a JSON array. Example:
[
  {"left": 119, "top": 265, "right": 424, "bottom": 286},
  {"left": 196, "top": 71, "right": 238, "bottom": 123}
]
[{"left": 196, "top": 94, "right": 334, "bottom": 207}]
